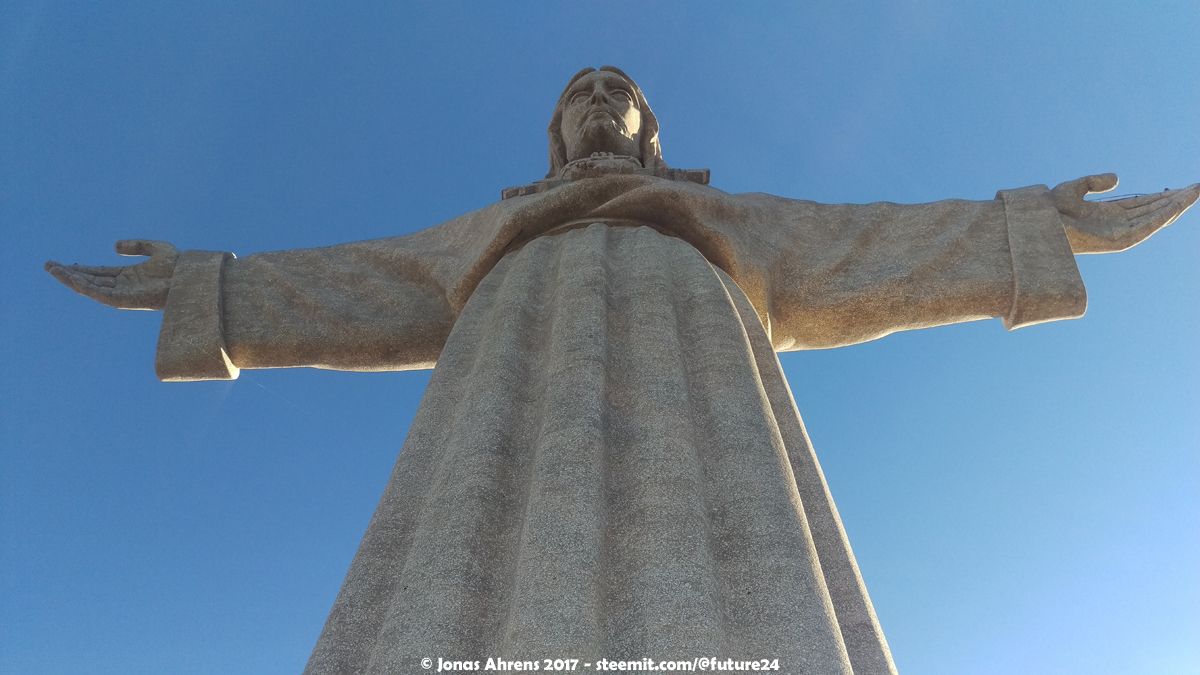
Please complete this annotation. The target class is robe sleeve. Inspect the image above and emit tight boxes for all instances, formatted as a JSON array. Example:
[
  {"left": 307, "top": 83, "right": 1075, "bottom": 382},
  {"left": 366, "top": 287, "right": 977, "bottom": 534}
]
[
  {"left": 155, "top": 235, "right": 457, "bottom": 381},
  {"left": 749, "top": 184, "right": 1087, "bottom": 351}
]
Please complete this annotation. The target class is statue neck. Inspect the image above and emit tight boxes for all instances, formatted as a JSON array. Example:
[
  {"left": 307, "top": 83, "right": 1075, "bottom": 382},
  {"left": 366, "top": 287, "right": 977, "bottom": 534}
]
[{"left": 500, "top": 155, "right": 710, "bottom": 201}]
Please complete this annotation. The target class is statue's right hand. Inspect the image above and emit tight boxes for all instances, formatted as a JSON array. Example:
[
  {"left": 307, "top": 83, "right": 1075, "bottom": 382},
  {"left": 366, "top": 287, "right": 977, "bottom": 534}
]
[{"left": 45, "top": 239, "right": 179, "bottom": 310}]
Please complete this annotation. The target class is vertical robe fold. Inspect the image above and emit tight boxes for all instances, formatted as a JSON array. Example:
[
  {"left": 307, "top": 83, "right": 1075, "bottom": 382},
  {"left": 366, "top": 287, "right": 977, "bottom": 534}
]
[{"left": 150, "top": 175, "right": 1086, "bottom": 673}]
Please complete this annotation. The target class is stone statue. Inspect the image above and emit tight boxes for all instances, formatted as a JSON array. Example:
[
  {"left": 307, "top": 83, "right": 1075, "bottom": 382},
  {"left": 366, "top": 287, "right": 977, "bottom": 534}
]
[{"left": 46, "top": 66, "right": 1198, "bottom": 674}]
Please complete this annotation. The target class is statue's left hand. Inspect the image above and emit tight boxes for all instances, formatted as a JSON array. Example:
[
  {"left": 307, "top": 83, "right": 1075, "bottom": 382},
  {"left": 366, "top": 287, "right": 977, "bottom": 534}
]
[
  {"left": 1052, "top": 174, "right": 1200, "bottom": 254},
  {"left": 45, "top": 239, "right": 179, "bottom": 310}
]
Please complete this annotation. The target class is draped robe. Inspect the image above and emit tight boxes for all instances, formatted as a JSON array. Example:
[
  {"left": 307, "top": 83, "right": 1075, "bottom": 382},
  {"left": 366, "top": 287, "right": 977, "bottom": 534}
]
[{"left": 154, "top": 174, "right": 1086, "bottom": 674}]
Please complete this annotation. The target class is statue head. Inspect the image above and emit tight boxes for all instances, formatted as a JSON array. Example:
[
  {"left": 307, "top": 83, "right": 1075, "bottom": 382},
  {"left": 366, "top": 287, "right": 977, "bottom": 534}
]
[{"left": 546, "top": 66, "right": 666, "bottom": 178}]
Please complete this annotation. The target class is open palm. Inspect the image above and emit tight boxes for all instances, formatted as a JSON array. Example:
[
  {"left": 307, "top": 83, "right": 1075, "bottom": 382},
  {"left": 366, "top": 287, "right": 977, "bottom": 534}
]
[
  {"left": 45, "top": 240, "right": 178, "bottom": 310},
  {"left": 1052, "top": 173, "right": 1199, "bottom": 254}
]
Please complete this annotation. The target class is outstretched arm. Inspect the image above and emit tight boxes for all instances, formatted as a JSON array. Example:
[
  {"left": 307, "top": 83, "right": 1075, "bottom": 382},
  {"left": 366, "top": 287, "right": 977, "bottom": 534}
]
[
  {"left": 739, "top": 174, "right": 1197, "bottom": 351},
  {"left": 209, "top": 239, "right": 456, "bottom": 378},
  {"left": 47, "top": 233, "right": 459, "bottom": 381}
]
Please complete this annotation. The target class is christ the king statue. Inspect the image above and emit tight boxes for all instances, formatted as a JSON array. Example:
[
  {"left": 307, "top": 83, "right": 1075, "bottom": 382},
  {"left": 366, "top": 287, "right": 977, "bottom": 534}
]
[{"left": 47, "top": 67, "right": 1198, "bottom": 674}]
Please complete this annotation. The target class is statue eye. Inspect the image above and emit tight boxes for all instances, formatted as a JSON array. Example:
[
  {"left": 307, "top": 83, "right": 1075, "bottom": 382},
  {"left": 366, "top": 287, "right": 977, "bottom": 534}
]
[
  {"left": 612, "top": 89, "right": 633, "bottom": 101},
  {"left": 569, "top": 91, "right": 589, "bottom": 104}
]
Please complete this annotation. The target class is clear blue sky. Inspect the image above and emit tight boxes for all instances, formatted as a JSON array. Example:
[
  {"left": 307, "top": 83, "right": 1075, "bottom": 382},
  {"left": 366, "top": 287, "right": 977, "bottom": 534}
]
[{"left": 2, "top": 3, "right": 1197, "bottom": 673}]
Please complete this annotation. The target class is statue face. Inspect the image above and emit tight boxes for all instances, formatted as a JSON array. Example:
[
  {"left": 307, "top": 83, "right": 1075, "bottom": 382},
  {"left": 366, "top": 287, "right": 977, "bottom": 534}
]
[{"left": 559, "top": 70, "right": 643, "bottom": 162}]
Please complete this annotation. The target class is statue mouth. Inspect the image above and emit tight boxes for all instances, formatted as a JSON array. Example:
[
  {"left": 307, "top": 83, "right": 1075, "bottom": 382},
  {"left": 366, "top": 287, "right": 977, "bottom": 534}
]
[{"left": 583, "top": 108, "right": 627, "bottom": 135}]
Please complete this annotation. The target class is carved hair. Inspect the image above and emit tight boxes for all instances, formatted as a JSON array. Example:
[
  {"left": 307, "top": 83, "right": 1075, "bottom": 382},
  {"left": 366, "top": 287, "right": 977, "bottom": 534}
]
[{"left": 546, "top": 66, "right": 666, "bottom": 179}]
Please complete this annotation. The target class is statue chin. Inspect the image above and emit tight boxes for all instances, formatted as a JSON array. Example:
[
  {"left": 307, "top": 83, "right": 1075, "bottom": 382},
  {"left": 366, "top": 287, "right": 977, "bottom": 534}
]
[
  {"left": 567, "top": 121, "right": 638, "bottom": 163},
  {"left": 558, "top": 154, "right": 644, "bottom": 180}
]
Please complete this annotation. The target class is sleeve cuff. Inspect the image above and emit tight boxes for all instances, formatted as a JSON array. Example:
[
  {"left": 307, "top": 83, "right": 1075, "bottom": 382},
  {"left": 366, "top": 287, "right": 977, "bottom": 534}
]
[
  {"left": 155, "top": 250, "right": 240, "bottom": 381},
  {"left": 997, "top": 185, "right": 1088, "bottom": 330}
]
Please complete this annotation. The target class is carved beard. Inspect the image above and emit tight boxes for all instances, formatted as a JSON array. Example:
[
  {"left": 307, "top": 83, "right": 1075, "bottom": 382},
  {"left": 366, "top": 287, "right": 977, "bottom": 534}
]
[{"left": 570, "top": 113, "right": 638, "bottom": 160}]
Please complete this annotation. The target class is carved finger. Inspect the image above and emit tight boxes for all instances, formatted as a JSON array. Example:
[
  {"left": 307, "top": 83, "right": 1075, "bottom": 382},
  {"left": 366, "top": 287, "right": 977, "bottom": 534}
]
[
  {"left": 116, "top": 239, "right": 174, "bottom": 258},
  {"left": 1129, "top": 200, "right": 1186, "bottom": 235},
  {"left": 44, "top": 261, "right": 79, "bottom": 288},
  {"left": 46, "top": 263, "right": 120, "bottom": 305},
  {"left": 45, "top": 260, "right": 117, "bottom": 276},
  {"left": 1179, "top": 183, "right": 1200, "bottom": 212},
  {"left": 1058, "top": 173, "right": 1118, "bottom": 201},
  {"left": 1117, "top": 183, "right": 1199, "bottom": 210},
  {"left": 115, "top": 239, "right": 153, "bottom": 257},
  {"left": 1084, "top": 173, "right": 1119, "bottom": 195},
  {"left": 1157, "top": 188, "right": 1198, "bottom": 225},
  {"left": 64, "top": 265, "right": 119, "bottom": 288},
  {"left": 1056, "top": 177, "right": 1091, "bottom": 202},
  {"left": 65, "top": 263, "right": 128, "bottom": 277},
  {"left": 1120, "top": 192, "right": 1175, "bottom": 216},
  {"left": 86, "top": 268, "right": 119, "bottom": 287},
  {"left": 1113, "top": 192, "right": 1169, "bottom": 211},
  {"left": 1165, "top": 192, "right": 1193, "bottom": 225}
]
